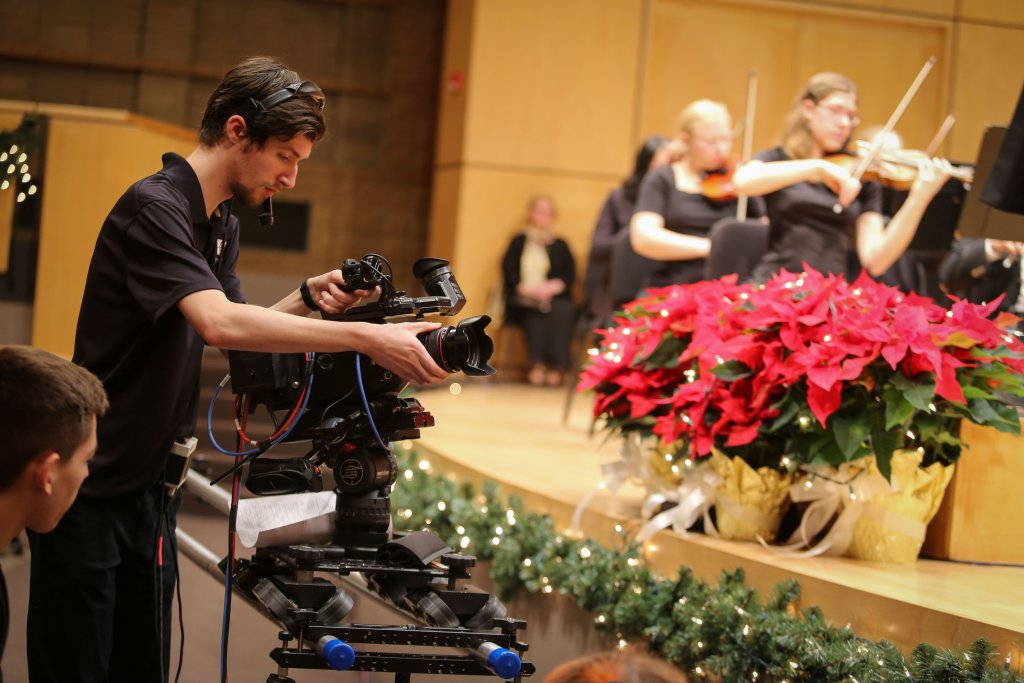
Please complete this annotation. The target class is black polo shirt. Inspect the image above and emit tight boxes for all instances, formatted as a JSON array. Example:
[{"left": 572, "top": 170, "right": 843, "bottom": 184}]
[{"left": 73, "top": 152, "right": 245, "bottom": 497}]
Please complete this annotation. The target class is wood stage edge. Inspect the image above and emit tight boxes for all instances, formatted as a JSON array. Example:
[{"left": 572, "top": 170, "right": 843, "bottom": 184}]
[{"left": 412, "top": 380, "right": 1024, "bottom": 666}]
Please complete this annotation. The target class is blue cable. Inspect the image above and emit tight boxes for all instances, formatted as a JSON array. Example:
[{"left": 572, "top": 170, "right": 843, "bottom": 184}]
[
  {"left": 206, "top": 356, "right": 315, "bottom": 457},
  {"left": 354, "top": 353, "right": 391, "bottom": 452}
]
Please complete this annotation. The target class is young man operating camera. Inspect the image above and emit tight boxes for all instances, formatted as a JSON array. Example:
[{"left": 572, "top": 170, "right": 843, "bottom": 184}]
[
  {"left": 0, "top": 345, "right": 109, "bottom": 683},
  {"left": 26, "top": 56, "right": 448, "bottom": 683}
]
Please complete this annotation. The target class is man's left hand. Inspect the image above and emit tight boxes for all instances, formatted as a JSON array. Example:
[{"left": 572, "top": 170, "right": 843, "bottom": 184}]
[{"left": 307, "top": 269, "right": 379, "bottom": 315}]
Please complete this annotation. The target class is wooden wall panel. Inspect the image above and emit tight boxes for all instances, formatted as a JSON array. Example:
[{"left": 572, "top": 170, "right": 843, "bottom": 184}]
[
  {"left": 949, "top": 22, "right": 1024, "bottom": 161},
  {"left": 33, "top": 116, "right": 193, "bottom": 356},
  {"left": 461, "top": 0, "right": 644, "bottom": 175},
  {"left": 644, "top": 0, "right": 950, "bottom": 154},
  {"left": 958, "top": 0, "right": 1024, "bottom": 25}
]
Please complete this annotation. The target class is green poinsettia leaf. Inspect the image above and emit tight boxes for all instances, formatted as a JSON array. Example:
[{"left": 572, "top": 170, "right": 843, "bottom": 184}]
[
  {"left": 635, "top": 331, "right": 683, "bottom": 368},
  {"left": 891, "top": 372, "right": 935, "bottom": 411},
  {"left": 832, "top": 413, "right": 870, "bottom": 459},
  {"left": 970, "top": 345, "right": 1024, "bottom": 359},
  {"left": 960, "top": 384, "right": 995, "bottom": 400},
  {"left": 874, "top": 449, "right": 894, "bottom": 482},
  {"left": 765, "top": 393, "right": 801, "bottom": 433},
  {"left": 967, "top": 398, "right": 1003, "bottom": 425},
  {"left": 969, "top": 363, "right": 1024, "bottom": 395},
  {"left": 969, "top": 399, "right": 1024, "bottom": 434},
  {"left": 802, "top": 433, "right": 848, "bottom": 466},
  {"left": 882, "top": 386, "right": 916, "bottom": 429},
  {"left": 710, "top": 359, "right": 752, "bottom": 381}
]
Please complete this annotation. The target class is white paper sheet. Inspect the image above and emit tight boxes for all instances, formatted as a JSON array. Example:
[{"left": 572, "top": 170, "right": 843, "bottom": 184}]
[{"left": 235, "top": 491, "right": 338, "bottom": 548}]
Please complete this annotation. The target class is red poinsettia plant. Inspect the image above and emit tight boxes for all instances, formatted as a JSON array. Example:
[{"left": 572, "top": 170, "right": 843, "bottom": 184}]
[{"left": 579, "top": 268, "right": 1024, "bottom": 479}]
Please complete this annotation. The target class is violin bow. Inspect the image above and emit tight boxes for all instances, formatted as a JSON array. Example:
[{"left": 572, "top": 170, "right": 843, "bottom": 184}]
[
  {"left": 833, "top": 56, "right": 936, "bottom": 213},
  {"left": 737, "top": 69, "right": 757, "bottom": 220},
  {"left": 925, "top": 113, "right": 956, "bottom": 156}
]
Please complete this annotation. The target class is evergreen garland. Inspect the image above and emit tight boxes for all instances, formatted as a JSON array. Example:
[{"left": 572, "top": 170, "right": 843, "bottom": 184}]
[{"left": 390, "top": 447, "right": 1023, "bottom": 682}]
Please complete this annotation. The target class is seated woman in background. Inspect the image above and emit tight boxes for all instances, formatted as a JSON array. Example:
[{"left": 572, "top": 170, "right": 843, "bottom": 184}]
[
  {"left": 731, "top": 71, "right": 952, "bottom": 282},
  {"left": 501, "top": 194, "right": 577, "bottom": 387},
  {"left": 629, "top": 100, "right": 764, "bottom": 289},
  {"left": 582, "top": 134, "right": 675, "bottom": 327}
]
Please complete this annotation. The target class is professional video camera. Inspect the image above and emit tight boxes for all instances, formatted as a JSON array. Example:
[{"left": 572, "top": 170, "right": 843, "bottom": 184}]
[
  {"left": 224, "top": 254, "right": 495, "bottom": 548},
  {"left": 211, "top": 256, "right": 532, "bottom": 681}
]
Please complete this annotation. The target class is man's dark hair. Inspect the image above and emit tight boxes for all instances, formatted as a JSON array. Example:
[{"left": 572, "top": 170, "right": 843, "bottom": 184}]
[
  {"left": 0, "top": 345, "right": 109, "bottom": 490},
  {"left": 198, "top": 55, "right": 327, "bottom": 147}
]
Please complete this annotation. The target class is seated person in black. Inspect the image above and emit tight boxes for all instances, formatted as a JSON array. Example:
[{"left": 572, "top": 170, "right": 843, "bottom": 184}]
[
  {"left": 630, "top": 100, "right": 763, "bottom": 288},
  {"left": 501, "top": 194, "right": 577, "bottom": 387},
  {"left": 0, "top": 346, "right": 108, "bottom": 683},
  {"left": 939, "top": 238, "right": 1024, "bottom": 321},
  {"left": 583, "top": 135, "right": 674, "bottom": 325},
  {"left": 731, "top": 72, "right": 951, "bottom": 281}
]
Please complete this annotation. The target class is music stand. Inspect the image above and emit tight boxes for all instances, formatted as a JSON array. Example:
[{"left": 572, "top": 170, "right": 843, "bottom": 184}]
[{"left": 957, "top": 125, "right": 1024, "bottom": 242}]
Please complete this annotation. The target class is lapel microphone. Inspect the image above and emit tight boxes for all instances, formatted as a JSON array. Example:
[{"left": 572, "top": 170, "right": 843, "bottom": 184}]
[{"left": 258, "top": 197, "right": 274, "bottom": 227}]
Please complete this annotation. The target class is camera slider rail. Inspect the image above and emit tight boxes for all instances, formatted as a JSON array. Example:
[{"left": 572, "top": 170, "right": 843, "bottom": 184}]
[{"left": 268, "top": 620, "right": 535, "bottom": 683}]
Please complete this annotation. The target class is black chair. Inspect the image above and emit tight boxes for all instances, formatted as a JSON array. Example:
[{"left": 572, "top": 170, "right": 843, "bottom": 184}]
[
  {"left": 607, "top": 228, "right": 659, "bottom": 315},
  {"left": 704, "top": 218, "right": 770, "bottom": 281}
]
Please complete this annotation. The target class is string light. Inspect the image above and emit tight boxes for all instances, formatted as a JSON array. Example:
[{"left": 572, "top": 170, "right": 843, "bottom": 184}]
[
  {"left": 579, "top": 547, "right": 591, "bottom": 559},
  {"left": 522, "top": 558, "right": 531, "bottom": 567},
  {"left": 417, "top": 459, "right": 431, "bottom": 470},
  {"left": 436, "top": 501, "right": 446, "bottom": 511}
]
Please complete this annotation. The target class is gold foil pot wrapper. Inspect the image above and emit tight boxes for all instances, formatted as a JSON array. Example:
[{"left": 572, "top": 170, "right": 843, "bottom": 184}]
[
  {"left": 846, "top": 450, "right": 954, "bottom": 563},
  {"left": 709, "top": 450, "right": 792, "bottom": 543}
]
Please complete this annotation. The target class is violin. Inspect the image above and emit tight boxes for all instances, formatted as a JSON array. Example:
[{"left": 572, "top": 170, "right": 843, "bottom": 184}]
[
  {"left": 825, "top": 144, "right": 973, "bottom": 191},
  {"left": 701, "top": 157, "right": 740, "bottom": 202}
]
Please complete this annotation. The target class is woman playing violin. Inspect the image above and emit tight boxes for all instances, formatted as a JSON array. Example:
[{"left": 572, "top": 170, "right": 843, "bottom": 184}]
[
  {"left": 731, "top": 72, "right": 952, "bottom": 281},
  {"left": 630, "top": 99, "right": 765, "bottom": 288}
]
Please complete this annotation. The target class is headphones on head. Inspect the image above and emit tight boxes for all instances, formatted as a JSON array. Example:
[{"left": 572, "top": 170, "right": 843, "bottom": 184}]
[{"left": 237, "top": 80, "right": 325, "bottom": 131}]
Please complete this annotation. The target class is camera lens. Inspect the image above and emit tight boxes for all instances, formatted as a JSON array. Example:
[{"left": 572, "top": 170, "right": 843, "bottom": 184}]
[{"left": 418, "top": 315, "right": 495, "bottom": 376}]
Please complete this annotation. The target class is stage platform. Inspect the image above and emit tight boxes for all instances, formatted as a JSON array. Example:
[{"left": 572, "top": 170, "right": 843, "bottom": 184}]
[{"left": 413, "top": 379, "right": 1024, "bottom": 665}]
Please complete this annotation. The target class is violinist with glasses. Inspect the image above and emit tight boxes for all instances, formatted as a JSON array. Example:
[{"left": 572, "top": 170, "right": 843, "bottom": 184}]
[
  {"left": 629, "top": 99, "right": 765, "bottom": 288},
  {"left": 730, "top": 72, "right": 953, "bottom": 282}
]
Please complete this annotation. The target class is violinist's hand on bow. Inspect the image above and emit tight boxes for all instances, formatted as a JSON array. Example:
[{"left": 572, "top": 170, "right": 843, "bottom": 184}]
[
  {"left": 819, "top": 159, "right": 862, "bottom": 207},
  {"left": 908, "top": 156, "right": 953, "bottom": 203}
]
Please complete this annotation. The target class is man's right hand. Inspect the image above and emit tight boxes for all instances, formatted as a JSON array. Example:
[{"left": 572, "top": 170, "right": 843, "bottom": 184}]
[{"left": 362, "top": 321, "right": 450, "bottom": 385}]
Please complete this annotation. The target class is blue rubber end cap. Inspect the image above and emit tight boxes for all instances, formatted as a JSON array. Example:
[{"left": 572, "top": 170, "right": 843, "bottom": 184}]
[
  {"left": 487, "top": 648, "right": 521, "bottom": 679},
  {"left": 321, "top": 638, "right": 356, "bottom": 671}
]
